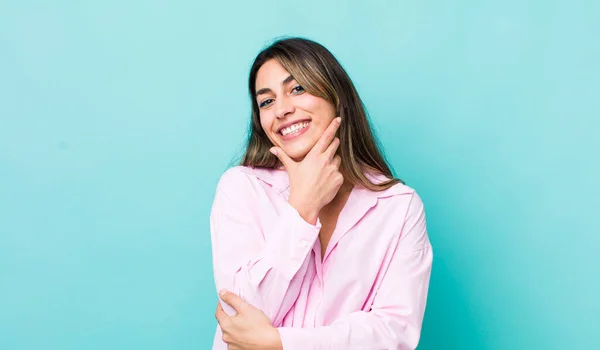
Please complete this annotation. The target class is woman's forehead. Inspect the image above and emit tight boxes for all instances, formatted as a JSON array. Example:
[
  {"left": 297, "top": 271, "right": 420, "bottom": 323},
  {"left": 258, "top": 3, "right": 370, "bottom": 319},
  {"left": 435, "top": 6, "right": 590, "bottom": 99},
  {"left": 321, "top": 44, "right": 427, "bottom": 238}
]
[{"left": 256, "top": 60, "right": 292, "bottom": 86}]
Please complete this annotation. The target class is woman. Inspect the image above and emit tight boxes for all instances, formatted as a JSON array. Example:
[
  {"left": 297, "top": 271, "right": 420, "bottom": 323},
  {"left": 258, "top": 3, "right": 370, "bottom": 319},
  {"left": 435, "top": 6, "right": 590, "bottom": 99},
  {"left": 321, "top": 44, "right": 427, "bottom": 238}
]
[{"left": 210, "top": 37, "right": 433, "bottom": 349}]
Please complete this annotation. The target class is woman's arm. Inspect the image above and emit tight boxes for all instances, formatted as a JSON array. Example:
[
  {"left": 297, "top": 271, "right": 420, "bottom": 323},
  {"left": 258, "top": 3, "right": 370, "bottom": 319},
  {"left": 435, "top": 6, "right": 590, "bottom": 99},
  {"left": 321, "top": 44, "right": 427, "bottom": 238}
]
[
  {"left": 276, "top": 193, "right": 433, "bottom": 350},
  {"left": 211, "top": 168, "right": 322, "bottom": 327}
]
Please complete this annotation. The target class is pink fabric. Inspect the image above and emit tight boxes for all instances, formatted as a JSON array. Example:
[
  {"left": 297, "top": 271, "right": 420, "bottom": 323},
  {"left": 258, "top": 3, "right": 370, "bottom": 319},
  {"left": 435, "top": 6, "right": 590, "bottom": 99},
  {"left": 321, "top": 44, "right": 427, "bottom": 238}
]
[{"left": 210, "top": 166, "right": 433, "bottom": 349}]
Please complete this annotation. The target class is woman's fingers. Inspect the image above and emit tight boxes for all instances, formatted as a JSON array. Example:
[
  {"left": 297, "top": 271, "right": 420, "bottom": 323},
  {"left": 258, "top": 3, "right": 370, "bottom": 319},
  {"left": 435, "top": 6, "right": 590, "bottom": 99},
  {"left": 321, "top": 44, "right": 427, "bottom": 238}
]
[
  {"left": 215, "top": 302, "right": 228, "bottom": 325},
  {"left": 331, "top": 155, "right": 341, "bottom": 169},
  {"left": 309, "top": 117, "right": 341, "bottom": 156},
  {"left": 270, "top": 147, "right": 295, "bottom": 170},
  {"left": 324, "top": 137, "right": 340, "bottom": 160}
]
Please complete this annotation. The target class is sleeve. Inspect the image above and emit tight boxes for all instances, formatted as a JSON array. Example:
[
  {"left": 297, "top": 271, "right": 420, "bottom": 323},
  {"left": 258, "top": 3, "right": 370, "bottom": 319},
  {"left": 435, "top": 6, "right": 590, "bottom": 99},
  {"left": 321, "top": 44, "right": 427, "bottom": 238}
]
[
  {"left": 210, "top": 168, "right": 322, "bottom": 327},
  {"left": 276, "top": 192, "right": 433, "bottom": 350}
]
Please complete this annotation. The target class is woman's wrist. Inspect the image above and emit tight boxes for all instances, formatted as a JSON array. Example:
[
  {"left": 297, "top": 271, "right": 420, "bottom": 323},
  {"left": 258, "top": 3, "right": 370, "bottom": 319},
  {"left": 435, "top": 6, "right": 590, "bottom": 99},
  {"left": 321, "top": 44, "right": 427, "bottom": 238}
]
[
  {"left": 265, "top": 327, "right": 283, "bottom": 350},
  {"left": 288, "top": 197, "right": 319, "bottom": 225}
]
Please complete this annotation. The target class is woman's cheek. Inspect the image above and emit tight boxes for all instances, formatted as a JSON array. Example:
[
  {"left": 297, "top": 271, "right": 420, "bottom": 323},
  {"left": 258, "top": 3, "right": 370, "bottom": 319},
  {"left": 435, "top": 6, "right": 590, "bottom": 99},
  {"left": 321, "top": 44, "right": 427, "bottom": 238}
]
[{"left": 260, "top": 116, "right": 273, "bottom": 136}]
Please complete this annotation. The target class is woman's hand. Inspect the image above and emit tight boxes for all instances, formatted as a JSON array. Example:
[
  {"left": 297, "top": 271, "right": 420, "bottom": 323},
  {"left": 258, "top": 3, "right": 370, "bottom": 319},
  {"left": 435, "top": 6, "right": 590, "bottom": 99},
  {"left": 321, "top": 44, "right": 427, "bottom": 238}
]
[
  {"left": 270, "top": 117, "right": 343, "bottom": 224},
  {"left": 215, "top": 290, "right": 283, "bottom": 350}
]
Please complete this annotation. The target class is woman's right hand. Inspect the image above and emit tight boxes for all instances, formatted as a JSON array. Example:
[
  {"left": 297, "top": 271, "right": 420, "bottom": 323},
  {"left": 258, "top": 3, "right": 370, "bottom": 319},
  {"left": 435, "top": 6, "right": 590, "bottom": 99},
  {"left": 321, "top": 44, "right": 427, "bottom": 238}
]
[{"left": 269, "top": 117, "right": 343, "bottom": 225}]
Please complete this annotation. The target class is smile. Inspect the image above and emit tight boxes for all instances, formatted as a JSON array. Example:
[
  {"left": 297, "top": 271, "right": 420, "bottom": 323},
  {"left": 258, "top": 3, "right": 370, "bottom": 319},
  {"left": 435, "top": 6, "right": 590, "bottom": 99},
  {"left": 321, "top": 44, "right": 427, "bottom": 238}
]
[{"left": 280, "top": 121, "right": 310, "bottom": 136}]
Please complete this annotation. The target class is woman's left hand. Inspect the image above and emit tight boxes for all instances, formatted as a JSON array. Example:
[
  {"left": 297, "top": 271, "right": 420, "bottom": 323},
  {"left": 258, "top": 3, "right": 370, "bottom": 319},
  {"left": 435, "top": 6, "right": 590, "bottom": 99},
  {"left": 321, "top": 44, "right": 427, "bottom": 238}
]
[{"left": 215, "top": 290, "right": 283, "bottom": 350}]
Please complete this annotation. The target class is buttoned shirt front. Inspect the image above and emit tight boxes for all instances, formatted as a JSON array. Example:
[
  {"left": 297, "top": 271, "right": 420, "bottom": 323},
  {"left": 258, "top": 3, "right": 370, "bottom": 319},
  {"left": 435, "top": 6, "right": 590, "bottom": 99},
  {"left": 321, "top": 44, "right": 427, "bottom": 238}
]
[{"left": 210, "top": 166, "right": 433, "bottom": 349}]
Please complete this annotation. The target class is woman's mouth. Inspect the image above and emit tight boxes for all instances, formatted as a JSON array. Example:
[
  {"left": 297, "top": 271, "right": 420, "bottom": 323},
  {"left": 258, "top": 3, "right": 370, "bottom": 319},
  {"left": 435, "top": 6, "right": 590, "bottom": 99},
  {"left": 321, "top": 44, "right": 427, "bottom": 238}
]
[{"left": 278, "top": 121, "right": 311, "bottom": 140}]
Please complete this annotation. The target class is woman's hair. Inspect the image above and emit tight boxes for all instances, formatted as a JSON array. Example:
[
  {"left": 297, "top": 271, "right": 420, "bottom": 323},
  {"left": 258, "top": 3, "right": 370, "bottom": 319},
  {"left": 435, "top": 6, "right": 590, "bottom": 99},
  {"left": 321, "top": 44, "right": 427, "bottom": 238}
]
[{"left": 240, "top": 37, "right": 403, "bottom": 191}]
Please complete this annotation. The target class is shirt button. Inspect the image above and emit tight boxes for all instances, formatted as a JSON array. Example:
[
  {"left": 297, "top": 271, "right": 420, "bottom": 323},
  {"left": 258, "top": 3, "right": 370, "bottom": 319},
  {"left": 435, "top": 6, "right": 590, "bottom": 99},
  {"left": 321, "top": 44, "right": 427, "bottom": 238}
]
[{"left": 300, "top": 240, "right": 309, "bottom": 247}]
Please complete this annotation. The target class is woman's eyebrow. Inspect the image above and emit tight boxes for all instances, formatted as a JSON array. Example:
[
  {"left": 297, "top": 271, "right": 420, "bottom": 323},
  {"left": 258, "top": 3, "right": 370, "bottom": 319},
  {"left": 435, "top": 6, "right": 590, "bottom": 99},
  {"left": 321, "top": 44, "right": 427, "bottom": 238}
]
[
  {"left": 256, "top": 75, "right": 296, "bottom": 97},
  {"left": 281, "top": 74, "right": 295, "bottom": 86}
]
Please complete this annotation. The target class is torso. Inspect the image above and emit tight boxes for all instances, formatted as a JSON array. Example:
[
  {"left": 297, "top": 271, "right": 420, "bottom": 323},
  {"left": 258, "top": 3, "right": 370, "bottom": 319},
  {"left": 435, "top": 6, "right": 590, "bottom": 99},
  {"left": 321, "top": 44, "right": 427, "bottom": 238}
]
[{"left": 213, "top": 166, "right": 424, "bottom": 337}]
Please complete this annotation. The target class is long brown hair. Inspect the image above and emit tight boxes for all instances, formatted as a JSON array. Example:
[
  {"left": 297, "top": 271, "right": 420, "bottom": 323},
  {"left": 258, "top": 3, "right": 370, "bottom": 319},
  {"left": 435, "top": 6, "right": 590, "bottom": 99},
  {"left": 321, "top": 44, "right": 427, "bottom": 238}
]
[{"left": 241, "top": 37, "right": 403, "bottom": 191}]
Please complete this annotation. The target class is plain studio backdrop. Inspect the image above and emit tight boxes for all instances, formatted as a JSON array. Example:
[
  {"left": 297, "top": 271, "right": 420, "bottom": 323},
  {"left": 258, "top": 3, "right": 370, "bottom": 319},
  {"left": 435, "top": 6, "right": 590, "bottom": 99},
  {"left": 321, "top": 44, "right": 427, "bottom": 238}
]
[{"left": 1, "top": 1, "right": 598, "bottom": 349}]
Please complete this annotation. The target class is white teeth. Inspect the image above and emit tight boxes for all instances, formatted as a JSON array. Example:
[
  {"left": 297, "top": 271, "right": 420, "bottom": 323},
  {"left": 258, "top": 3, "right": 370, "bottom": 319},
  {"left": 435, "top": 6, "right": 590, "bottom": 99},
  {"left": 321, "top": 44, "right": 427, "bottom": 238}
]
[{"left": 281, "top": 122, "right": 309, "bottom": 136}]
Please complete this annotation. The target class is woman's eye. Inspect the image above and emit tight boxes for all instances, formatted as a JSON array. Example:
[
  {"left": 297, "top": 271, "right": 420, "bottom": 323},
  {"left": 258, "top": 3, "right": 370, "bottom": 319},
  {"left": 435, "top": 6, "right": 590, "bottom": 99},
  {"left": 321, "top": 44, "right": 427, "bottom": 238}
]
[
  {"left": 292, "top": 85, "right": 305, "bottom": 94},
  {"left": 259, "top": 99, "right": 273, "bottom": 108}
]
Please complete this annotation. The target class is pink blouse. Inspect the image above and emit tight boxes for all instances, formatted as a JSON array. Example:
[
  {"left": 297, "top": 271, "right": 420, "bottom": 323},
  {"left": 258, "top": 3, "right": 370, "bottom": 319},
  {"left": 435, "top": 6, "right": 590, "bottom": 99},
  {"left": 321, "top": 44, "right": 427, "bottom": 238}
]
[{"left": 210, "top": 166, "right": 433, "bottom": 349}]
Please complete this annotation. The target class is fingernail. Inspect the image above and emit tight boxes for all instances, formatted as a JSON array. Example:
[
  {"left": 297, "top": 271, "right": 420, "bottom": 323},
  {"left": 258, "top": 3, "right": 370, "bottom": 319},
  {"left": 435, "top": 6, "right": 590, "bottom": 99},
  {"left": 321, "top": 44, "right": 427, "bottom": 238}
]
[
  {"left": 269, "top": 148, "right": 277, "bottom": 155},
  {"left": 219, "top": 290, "right": 227, "bottom": 297},
  {"left": 336, "top": 117, "right": 341, "bottom": 123}
]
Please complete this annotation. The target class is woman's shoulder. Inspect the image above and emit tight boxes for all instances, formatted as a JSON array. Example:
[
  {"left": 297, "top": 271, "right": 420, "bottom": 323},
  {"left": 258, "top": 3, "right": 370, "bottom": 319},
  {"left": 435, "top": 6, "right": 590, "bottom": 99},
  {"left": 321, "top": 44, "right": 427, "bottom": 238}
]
[
  {"left": 218, "top": 165, "right": 256, "bottom": 182},
  {"left": 363, "top": 171, "right": 416, "bottom": 197},
  {"left": 362, "top": 171, "right": 426, "bottom": 212},
  {"left": 216, "top": 165, "right": 287, "bottom": 193}
]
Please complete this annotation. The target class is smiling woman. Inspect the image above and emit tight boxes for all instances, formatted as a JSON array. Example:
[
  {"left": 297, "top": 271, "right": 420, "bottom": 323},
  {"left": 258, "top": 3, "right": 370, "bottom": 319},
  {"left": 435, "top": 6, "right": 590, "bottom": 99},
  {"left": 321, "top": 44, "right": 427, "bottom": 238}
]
[{"left": 209, "top": 37, "right": 433, "bottom": 350}]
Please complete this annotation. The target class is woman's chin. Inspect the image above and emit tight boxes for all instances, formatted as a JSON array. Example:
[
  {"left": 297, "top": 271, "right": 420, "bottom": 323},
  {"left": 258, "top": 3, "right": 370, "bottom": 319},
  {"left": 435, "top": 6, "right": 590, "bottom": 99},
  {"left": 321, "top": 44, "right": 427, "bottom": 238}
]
[{"left": 282, "top": 146, "right": 310, "bottom": 161}]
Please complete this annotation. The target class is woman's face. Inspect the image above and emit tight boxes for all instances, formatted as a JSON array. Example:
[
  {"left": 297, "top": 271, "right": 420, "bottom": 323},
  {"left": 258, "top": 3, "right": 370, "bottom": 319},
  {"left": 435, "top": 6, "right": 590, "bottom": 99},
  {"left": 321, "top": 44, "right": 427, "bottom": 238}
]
[{"left": 255, "top": 59, "right": 337, "bottom": 161}]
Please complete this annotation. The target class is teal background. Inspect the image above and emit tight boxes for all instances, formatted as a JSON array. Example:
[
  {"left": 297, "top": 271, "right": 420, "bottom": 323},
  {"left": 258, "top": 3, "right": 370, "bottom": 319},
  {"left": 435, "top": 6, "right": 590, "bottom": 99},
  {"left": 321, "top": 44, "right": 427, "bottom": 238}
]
[{"left": 1, "top": 1, "right": 598, "bottom": 349}]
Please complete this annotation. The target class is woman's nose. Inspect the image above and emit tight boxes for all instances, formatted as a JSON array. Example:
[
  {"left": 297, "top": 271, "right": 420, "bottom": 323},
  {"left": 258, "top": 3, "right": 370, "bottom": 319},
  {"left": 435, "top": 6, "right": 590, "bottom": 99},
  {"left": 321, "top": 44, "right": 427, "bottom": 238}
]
[{"left": 275, "top": 95, "right": 295, "bottom": 119}]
